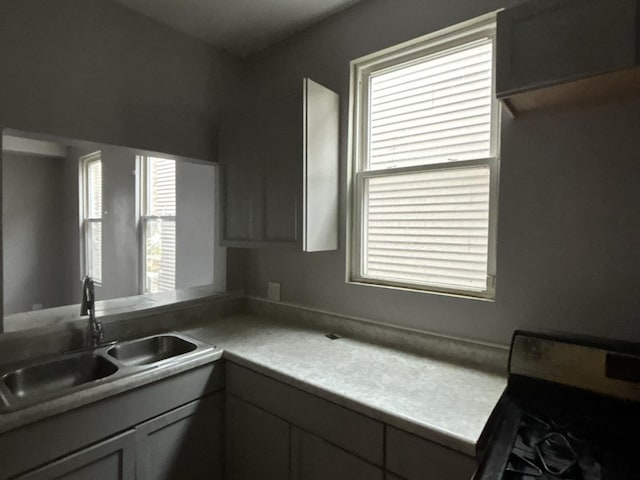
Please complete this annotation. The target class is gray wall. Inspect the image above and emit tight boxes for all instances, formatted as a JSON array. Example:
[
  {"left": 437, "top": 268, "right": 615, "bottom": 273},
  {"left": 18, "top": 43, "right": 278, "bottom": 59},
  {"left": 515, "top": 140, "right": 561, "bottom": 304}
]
[
  {"left": 70, "top": 145, "right": 140, "bottom": 302},
  {"left": 234, "top": 0, "right": 640, "bottom": 345},
  {"left": 2, "top": 153, "right": 74, "bottom": 314},
  {"left": 0, "top": 0, "right": 240, "bottom": 161},
  {"left": 176, "top": 161, "right": 216, "bottom": 289}
]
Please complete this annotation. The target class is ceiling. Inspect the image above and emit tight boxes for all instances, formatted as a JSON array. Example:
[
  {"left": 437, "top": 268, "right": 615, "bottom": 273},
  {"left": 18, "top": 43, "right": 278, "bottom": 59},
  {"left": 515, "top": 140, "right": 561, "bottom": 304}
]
[{"left": 114, "top": 0, "right": 363, "bottom": 57}]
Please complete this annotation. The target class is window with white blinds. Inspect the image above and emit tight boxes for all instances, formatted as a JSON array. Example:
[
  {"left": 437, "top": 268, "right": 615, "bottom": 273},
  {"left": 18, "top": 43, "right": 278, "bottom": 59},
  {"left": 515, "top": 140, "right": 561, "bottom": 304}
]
[
  {"left": 140, "top": 156, "right": 176, "bottom": 294},
  {"left": 81, "top": 152, "right": 103, "bottom": 285},
  {"left": 350, "top": 15, "right": 499, "bottom": 298}
]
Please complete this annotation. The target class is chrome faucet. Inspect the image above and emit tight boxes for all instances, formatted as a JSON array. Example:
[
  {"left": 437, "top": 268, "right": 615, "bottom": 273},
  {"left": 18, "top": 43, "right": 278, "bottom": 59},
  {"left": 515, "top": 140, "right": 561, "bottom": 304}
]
[{"left": 81, "top": 276, "right": 104, "bottom": 346}]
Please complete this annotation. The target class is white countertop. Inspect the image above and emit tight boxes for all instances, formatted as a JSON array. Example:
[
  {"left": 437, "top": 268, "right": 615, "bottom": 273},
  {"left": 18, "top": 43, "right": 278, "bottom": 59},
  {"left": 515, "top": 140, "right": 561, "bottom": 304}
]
[{"left": 186, "top": 313, "right": 507, "bottom": 456}]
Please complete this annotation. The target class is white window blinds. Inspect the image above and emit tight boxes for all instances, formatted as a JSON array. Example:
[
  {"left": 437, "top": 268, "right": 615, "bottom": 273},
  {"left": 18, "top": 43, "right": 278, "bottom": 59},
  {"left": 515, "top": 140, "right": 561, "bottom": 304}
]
[
  {"left": 368, "top": 40, "right": 494, "bottom": 169},
  {"left": 82, "top": 152, "right": 103, "bottom": 285},
  {"left": 141, "top": 157, "right": 176, "bottom": 294},
  {"left": 351, "top": 16, "right": 499, "bottom": 297},
  {"left": 363, "top": 166, "right": 491, "bottom": 291}
]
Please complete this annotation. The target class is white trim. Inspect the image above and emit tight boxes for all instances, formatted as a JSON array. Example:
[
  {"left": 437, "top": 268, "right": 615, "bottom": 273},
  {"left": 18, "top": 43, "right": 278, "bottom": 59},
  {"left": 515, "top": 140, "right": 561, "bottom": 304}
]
[{"left": 347, "top": 12, "right": 500, "bottom": 300}]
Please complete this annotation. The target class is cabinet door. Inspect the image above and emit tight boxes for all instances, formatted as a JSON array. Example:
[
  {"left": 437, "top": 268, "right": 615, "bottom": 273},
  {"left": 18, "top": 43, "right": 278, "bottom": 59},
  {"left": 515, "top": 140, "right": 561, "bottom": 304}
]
[
  {"left": 136, "top": 393, "right": 224, "bottom": 480},
  {"left": 226, "top": 395, "right": 290, "bottom": 480},
  {"left": 291, "top": 428, "right": 383, "bottom": 480},
  {"left": 496, "top": 0, "right": 637, "bottom": 96},
  {"left": 386, "top": 427, "right": 476, "bottom": 480},
  {"left": 220, "top": 111, "right": 263, "bottom": 243},
  {"left": 15, "top": 430, "right": 135, "bottom": 480},
  {"left": 260, "top": 93, "right": 303, "bottom": 244}
]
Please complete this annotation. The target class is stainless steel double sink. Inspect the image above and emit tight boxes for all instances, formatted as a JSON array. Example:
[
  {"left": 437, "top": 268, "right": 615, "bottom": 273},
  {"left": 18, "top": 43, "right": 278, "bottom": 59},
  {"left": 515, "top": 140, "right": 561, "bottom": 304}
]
[{"left": 0, "top": 333, "right": 214, "bottom": 412}]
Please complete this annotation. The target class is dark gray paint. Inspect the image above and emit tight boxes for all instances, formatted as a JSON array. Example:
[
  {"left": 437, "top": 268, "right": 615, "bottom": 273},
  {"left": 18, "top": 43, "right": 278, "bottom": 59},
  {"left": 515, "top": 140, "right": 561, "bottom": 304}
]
[
  {"left": 0, "top": 362, "right": 223, "bottom": 479},
  {"left": 496, "top": 0, "right": 638, "bottom": 95},
  {"left": 226, "top": 395, "right": 291, "bottom": 480},
  {"left": 226, "top": 362, "right": 384, "bottom": 465},
  {"left": 15, "top": 430, "right": 136, "bottom": 480},
  {"left": 2, "top": 153, "right": 74, "bottom": 314},
  {"left": 0, "top": 0, "right": 240, "bottom": 161},
  {"left": 231, "top": 0, "right": 640, "bottom": 345},
  {"left": 136, "top": 393, "right": 224, "bottom": 480},
  {"left": 291, "top": 427, "right": 384, "bottom": 480},
  {"left": 386, "top": 426, "right": 475, "bottom": 480}
]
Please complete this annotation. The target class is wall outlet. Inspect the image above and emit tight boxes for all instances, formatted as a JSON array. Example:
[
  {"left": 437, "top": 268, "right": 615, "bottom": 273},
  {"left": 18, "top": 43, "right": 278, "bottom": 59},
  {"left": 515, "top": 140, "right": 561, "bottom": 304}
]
[{"left": 267, "top": 282, "right": 281, "bottom": 301}]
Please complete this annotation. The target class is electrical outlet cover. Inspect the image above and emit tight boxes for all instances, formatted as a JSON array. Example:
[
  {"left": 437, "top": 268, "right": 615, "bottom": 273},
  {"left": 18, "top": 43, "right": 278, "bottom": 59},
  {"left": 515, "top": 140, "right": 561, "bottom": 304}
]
[{"left": 267, "top": 282, "right": 281, "bottom": 301}]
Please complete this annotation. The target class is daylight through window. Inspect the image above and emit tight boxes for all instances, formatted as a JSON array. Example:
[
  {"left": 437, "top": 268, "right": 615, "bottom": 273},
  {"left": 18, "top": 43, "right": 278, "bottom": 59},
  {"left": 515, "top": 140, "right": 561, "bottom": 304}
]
[
  {"left": 139, "top": 156, "right": 177, "bottom": 294},
  {"left": 349, "top": 15, "right": 499, "bottom": 298},
  {"left": 81, "top": 151, "right": 103, "bottom": 285}
]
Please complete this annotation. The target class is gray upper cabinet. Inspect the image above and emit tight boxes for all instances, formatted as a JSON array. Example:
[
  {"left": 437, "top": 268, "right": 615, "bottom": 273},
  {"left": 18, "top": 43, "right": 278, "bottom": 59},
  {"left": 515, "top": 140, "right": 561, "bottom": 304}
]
[
  {"left": 496, "top": 0, "right": 640, "bottom": 114},
  {"left": 15, "top": 430, "right": 136, "bottom": 480},
  {"left": 220, "top": 78, "right": 339, "bottom": 251}
]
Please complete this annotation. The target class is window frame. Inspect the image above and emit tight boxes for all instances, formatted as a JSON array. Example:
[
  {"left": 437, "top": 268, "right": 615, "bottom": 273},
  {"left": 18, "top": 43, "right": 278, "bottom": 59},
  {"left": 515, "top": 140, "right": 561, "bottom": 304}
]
[
  {"left": 80, "top": 151, "right": 103, "bottom": 286},
  {"left": 347, "top": 13, "right": 500, "bottom": 299},
  {"left": 137, "top": 155, "right": 177, "bottom": 295}
]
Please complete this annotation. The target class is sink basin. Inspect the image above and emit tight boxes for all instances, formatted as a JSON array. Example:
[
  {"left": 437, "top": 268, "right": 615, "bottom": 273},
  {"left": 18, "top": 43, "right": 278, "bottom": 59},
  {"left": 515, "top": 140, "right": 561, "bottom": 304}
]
[
  {"left": 0, "top": 333, "right": 213, "bottom": 412},
  {"left": 107, "top": 335, "right": 198, "bottom": 366},
  {"left": 2, "top": 353, "right": 118, "bottom": 400}
]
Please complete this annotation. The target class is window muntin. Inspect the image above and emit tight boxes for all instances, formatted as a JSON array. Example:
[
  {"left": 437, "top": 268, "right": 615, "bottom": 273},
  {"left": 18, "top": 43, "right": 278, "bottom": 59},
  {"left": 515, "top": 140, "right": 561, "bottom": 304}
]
[
  {"left": 139, "top": 156, "right": 176, "bottom": 294},
  {"left": 350, "top": 16, "right": 499, "bottom": 298},
  {"left": 81, "top": 152, "right": 103, "bottom": 285}
]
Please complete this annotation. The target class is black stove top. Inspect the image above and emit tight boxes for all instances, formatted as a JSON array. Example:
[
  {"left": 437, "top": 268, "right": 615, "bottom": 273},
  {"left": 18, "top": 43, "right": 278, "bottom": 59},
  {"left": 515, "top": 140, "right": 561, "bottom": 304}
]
[{"left": 475, "top": 331, "right": 640, "bottom": 480}]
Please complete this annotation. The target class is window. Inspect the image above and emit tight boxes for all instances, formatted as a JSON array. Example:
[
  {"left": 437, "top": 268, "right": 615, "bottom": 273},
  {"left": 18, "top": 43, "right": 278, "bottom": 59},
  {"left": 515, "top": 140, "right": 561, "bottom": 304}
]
[
  {"left": 349, "top": 15, "right": 499, "bottom": 298},
  {"left": 81, "top": 151, "right": 103, "bottom": 285},
  {"left": 139, "top": 156, "right": 176, "bottom": 294}
]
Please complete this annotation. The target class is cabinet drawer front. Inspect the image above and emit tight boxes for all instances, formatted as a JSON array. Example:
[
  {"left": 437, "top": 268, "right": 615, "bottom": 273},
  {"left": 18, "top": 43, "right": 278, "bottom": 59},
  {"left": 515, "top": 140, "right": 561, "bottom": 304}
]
[
  {"left": 386, "top": 427, "right": 476, "bottom": 480},
  {"left": 291, "top": 427, "right": 383, "bottom": 480},
  {"left": 497, "top": 0, "right": 637, "bottom": 95},
  {"left": 227, "top": 363, "right": 384, "bottom": 466}
]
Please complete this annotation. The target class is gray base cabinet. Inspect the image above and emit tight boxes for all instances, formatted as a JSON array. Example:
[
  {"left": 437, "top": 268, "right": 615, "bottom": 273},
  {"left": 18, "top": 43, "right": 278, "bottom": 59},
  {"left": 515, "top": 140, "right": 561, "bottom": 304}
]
[
  {"left": 226, "top": 395, "right": 290, "bottom": 480},
  {"left": 291, "top": 428, "right": 383, "bottom": 480},
  {"left": 136, "top": 393, "right": 224, "bottom": 480},
  {"left": 0, "top": 362, "right": 225, "bottom": 480},
  {"left": 15, "top": 430, "right": 136, "bottom": 480},
  {"left": 227, "top": 363, "right": 476, "bottom": 480}
]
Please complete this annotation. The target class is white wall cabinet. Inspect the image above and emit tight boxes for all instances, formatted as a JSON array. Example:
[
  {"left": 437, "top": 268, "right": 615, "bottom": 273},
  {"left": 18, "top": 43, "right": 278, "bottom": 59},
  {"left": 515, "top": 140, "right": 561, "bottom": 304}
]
[
  {"left": 496, "top": 0, "right": 640, "bottom": 114},
  {"left": 220, "top": 78, "right": 339, "bottom": 251}
]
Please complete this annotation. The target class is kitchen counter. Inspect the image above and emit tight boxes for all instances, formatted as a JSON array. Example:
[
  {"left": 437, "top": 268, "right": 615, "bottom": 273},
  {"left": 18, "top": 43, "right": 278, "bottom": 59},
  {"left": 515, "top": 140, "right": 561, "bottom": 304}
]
[
  {"left": 0, "top": 305, "right": 507, "bottom": 458},
  {"left": 186, "top": 313, "right": 507, "bottom": 456}
]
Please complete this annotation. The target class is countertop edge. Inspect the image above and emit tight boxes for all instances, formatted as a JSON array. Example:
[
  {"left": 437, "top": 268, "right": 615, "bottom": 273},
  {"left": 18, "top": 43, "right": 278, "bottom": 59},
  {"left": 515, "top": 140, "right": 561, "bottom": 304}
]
[
  {"left": 0, "top": 349, "right": 223, "bottom": 435},
  {"left": 221, "top": 349, "right": 479, "bottom": 456}
]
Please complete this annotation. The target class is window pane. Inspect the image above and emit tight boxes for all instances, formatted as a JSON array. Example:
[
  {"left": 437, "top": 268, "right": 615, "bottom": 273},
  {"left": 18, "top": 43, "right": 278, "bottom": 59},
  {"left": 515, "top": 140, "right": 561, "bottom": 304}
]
[
  {"left": 86, "top": 160, "right": 102, "bottom": 218},
  {"left": 368, "top": 39, "right": 493, "bottom": 170},
  {"left": 144, "top": 219, "right": 176, "bottom": 293},
  {"left": 87, "top": 221, "right": 102, "bottom": 284},
  {"left": 146, "top": 157, "right": 176, "bottom": 216},
  {"left": 363, "top": 165, "right": 490, "bottom": 291}
]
